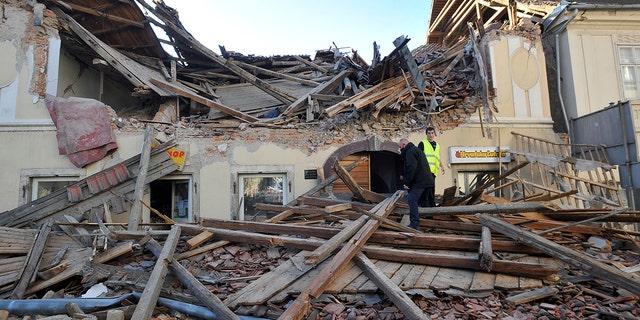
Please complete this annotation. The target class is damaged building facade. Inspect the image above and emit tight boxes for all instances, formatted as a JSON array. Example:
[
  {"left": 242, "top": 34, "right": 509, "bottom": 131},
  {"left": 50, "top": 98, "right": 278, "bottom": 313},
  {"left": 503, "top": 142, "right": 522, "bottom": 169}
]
[
  {"left": 0, "top": 0, "right": 630, "bottom": 225},
  {"left": 2, "top": 1, "right": 640, "bottom": 319}
]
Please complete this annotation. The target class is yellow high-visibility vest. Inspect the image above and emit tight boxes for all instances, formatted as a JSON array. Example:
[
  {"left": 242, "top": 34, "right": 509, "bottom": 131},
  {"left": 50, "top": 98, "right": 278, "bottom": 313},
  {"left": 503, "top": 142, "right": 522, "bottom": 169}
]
[{"left": 421, "top": 139, "right": 441, "bottom": 176}]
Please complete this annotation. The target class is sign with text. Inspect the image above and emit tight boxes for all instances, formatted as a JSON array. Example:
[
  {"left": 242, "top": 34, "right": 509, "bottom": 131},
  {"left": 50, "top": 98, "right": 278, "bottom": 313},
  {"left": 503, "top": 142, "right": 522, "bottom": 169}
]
[
  {"left": 449, "top": 146, "right": 510, "bottom": 164},
  {"left": 167, "top": 148, "right": 187, "bottom": 171}
]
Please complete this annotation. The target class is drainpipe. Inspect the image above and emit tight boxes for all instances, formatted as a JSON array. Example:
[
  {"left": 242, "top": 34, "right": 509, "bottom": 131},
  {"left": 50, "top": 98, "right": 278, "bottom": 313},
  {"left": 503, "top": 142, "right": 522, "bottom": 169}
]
[{"left": 545, "top": 8, "right": 577, "bottom": 137}]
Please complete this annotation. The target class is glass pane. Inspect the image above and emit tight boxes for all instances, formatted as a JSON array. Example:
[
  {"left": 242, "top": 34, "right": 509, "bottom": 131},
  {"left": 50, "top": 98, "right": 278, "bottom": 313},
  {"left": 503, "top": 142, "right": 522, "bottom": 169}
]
[
  {"left": 173, "top": 181, "right": 190, "bottom": 220},
  {"left": 242, "top": 176, "right": 284, "bottom": 220},
  {"left": 634, "top": 47, "right": 640, "bottom": 64},
  {"left": 620, "top": 47, "right": 633, "bottom": 64},
  {"left": 35, "top": 180, "right": 72, "bottom": 199},
  {"left": 622, "top": 66, "right": 639, "bottom": 99}
]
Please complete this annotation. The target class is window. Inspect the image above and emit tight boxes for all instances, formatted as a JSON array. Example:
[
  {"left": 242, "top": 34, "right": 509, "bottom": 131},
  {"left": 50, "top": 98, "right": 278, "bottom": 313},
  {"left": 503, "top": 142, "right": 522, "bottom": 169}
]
[
  {"left": 457, "top": 171, "right": 498, "bottom": 196},
  {"left": 239, "top": 173, "right": 287, "bottom": 221},
  {"left": 20, "top": 169, "right": 84, "bottom": 205},
  {"left": 150, "top": 175, "right": 193, "bottom": 223},
  {"left": 619, "top": 46, "right": 640, "bottom": 99},
  {"left": 31, "top": 177, "right": 76, "bottom": 200}
]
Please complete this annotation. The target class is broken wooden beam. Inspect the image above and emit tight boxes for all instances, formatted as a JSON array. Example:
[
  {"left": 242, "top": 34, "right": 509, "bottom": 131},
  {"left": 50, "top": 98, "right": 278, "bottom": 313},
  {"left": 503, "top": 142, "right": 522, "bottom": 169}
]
[
  {"left": 131, "top": 225, "right": 181, "bottom": 319},
  {"left": 128, "top": 127, "right": 154, "bottom": 231},
  {"left": 477, "top": 213, "right": 640, "bottom": 295},
  {"left": 278, "top": 191, "right": 403, "bottom": 319},
  {"left": 353, "top": 252, "right": 427, "bottom": 319},
  {"left": 150, "top": 79, "right": 260, "bottom": 123},
  {"left": 145, "top": 235, "right": 239, "bottom": 320},
  {"left": 10, "top": 221, "right": 52, "bottom": 299},
  {"left": 479, "top": 226, "right": 493, "bottom": 272}
]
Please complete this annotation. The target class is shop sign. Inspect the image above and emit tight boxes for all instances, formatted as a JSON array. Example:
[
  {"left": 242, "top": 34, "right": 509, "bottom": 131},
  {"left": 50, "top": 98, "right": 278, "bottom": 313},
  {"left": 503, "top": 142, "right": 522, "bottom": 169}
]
[
  {"left": 167, "top": 148, "right": 187, "bottom": 171},
  {"left": 449, "top": 146, "right": 510, "bottom": 164}
]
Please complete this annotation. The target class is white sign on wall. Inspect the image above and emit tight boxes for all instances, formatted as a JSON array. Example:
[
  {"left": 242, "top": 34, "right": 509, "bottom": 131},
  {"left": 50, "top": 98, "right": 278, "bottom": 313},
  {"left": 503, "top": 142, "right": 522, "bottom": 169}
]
[{"left": 449, "top": 146, "right": 511, "bottom": 164}]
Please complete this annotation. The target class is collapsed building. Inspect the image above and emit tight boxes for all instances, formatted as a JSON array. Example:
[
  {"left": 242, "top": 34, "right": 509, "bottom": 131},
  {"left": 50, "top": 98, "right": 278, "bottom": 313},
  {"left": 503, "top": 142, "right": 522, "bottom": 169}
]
[{"left": 1, "top": 0, "right": 640, "bottom": 319}]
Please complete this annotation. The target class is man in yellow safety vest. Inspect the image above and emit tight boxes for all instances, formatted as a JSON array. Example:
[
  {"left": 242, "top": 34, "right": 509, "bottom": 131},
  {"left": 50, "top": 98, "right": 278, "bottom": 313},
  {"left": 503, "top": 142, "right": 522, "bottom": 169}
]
[{"left": 418, "top": 126, "right": 445, "bottom": 207}]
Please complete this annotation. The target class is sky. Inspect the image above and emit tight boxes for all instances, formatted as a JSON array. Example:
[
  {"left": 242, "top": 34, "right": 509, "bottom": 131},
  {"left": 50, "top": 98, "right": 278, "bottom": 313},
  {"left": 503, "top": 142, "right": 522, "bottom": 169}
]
[{"left": 159, "top": 0, "right": 433, "bottom": 63}]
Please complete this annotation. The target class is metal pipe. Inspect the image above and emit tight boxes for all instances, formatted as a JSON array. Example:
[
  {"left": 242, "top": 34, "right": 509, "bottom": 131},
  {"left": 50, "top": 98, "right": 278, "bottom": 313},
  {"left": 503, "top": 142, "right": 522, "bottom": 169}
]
[{"left": 0, "top": 293, "right": 269, "bottom": 320}]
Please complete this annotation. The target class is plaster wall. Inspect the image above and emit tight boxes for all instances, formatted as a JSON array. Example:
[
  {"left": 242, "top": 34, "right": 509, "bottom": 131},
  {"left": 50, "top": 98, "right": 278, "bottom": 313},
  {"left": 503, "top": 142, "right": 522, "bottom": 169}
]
[
  {"left": 560, "top": 10, "right": 640, "bottom": 119},
  {"left": 485, "top": 32, "right": 552, "bottom": 122}
]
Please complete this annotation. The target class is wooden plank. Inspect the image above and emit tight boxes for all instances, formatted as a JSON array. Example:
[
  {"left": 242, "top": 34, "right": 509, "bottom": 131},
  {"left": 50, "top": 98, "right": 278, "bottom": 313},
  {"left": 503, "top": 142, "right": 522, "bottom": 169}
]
[
  {"left": 413, "top": 266, "right": 440, "bottom": 289},
  {"left": 354, "top": 253, "right": 428, "bottom": 320},
  {"left": 278, "top": 192, "right": 404, "bottom": 319},
  {"left": 359, "top": 261, "right": 402, "bottom": 292},
  {"left": 304, "top": 216, "right": 368, "bottom": 265},
  {"left": 430, "top": 267, "right": 474, "bottom": 291},
  {"left": 468, "top": 272, "right": 496, "bottom": 292},
  {"left": 174, "top": 240, "right": 229, "bottom": 261},
  {"left": 172, "top": 223, "right": 557, "bottom": 278},
  {"left": 324, "top": 260, "right": 362, "bottom": 293},
  {"left": 186, "top": 231, "right": 214, "bottom": 250},
  {"left": 343, "top": 261, "right": 388, "bottom": 293},
  {"left": 399, "top": 265, "right": 426, "bottom": 290},
  {"left": 506, "top": 286, "right": 559, "bottom": 305},
  {"left": 93, "top": 242, "right": 133, "bottom": 264},
  {"left": 131, "top": 225, "right": 181, "bottom": 320},
  {"left": 479, "top": 226, "right": 493, "bottom": 271},
  {"left": 388, "top": 264, "right": 415, "bottom": 288},
  {"left": 223, "top": 251, "right": 314, "bottom": 308},
  {"left": 10, "top": 222, "right": 52, "bottom": 299},
  {"left": 303, "top": 156, "right": 367, "bottom": 202},
  {"left": 519, "top": 276, "right": 544, "bottom": 290},
  {"left": 494, "top": 274, "right": 521, "bottom": 290},
  {"left": 128, "top": 127, "right": 153, "bottom": 231},
  {"left": 452, "top": 161, "right": 530, "bottom": 205},
  {"left": 324, "top": 203, "right": 352, "bottom": 213},
  {"left": 282, "top": 70, "right": 351, "bottom": 117},
  {"left": 269, "top": 258, "right": 331, "bottom": 304},
  {"left": 150, "top": 79, "right": 260, "bottom": 123},
  {"left": 145, "top": 237, "right": 239, "bottom": 320},
  {"left": 478, "top": 213, "right": 640, "bottom": 295}
]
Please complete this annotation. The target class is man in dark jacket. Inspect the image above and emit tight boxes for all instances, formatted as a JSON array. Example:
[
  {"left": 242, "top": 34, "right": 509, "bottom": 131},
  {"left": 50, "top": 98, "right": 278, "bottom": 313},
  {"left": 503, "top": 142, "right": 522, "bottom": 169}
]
[{"left": 399, "top": 138, "right": 434, "bottom": 229}]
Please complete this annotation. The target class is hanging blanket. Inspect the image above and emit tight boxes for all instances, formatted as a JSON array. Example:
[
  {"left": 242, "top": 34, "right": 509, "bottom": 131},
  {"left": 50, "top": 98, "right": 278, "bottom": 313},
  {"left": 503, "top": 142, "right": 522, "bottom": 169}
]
[{"left": 45, "top": 95, "right": 118, "bottom": 168}]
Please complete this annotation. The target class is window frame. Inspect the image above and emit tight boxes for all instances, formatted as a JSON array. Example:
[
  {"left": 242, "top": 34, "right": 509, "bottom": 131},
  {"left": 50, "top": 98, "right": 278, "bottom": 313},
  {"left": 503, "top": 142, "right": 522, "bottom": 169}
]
[
  {"left": 151, "top": 174, "right": 194, "bottom": 223},
  {"left": 618, "top": 45, "right": 640, "bottom": 100},
  {"left": 19, "top": 168, "right": 84, "bottom": 205}
]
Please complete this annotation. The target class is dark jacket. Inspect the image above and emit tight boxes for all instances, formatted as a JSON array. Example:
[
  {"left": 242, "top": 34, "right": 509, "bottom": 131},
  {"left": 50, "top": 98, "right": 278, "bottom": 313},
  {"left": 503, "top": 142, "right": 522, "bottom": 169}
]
[{"left": 401, "top": 142, "right": 434, "bottom": 189}]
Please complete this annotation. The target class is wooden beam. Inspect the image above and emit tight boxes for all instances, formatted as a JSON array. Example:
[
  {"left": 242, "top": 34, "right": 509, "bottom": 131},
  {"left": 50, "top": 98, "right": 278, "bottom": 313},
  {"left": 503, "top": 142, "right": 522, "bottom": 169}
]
[
  {"left": 304, "top": 215, "right": 368, "bottom": 266},
  {"left": 282, "top": 70, "right": 351, "bottom": 117},
  {"left": 286, "top": 156, "right": 367, "bottom": 205},
  {"left": 150, "top": 79, "right": 259, "bottom": 123},
  {"left": 136, "top": 1, "right": 296, "bottom": 104},
  {"left": 233, "top": 61, "right": 320, "bottom": 87},
  {"left": 279, "top": 191, "right": 404, "bottom": 319},
  {"left": 479, "top": 226, "right": 493, "bottom": 272},
  {"left": 353, "top": 252, "right": 427, "bottom": 319},
  {"left": 10, "top": 222, "right": 52, "bottom": 299},
  {"left": 131, "top": 225, "right": 181, "bottom": 319},
  {"left": 123, "top": 224, "right": 557, "bottom": 278},
  {"left": 128, "top": 127, "right": 153, "bottom": 231},
  {"left": 452, "top": 161, "right": 530, "bottom": 205},
  {"left": 477, "top": 213, "right": 640, "bottom": 295},
  {"left": 145, "top": 236, "right": 239, "bottom": 320},
  {"left": 51, "top": 0, "right": 145, "bottom": 28}
]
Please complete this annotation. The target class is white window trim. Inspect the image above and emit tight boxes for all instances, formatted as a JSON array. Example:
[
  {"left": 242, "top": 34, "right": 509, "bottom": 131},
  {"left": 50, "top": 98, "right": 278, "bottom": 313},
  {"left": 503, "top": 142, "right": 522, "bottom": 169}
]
[
  {"left": 19, "top": 168, "right": 85, "bottom": 205},
  {"left": 154, "top": 174, "right": 194, "bottom": 223},
  {"left": 230, "top": 165, "right": 294, "bottom": 221}
]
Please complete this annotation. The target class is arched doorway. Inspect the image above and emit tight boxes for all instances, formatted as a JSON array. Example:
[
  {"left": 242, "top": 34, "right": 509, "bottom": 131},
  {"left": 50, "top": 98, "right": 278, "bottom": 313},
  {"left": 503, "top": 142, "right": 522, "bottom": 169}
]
[{"left": 321, "top": 136, "right": 403, "bottom": 197}]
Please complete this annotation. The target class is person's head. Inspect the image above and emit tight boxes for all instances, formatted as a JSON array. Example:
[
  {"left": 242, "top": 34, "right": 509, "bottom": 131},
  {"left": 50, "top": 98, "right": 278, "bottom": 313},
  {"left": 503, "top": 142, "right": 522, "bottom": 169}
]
[
  {"left": 398, "top": 138, "right": 409, "bottom": 150},
  {"left": 426, "top": 127, "right": 436, "bottom": 141}
]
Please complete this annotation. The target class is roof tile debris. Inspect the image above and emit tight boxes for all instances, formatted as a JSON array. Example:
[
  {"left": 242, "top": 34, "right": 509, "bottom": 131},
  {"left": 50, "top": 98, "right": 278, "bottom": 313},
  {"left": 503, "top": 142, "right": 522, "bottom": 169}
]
[{"left": 2, "top": 0, "right": 640, "bottom": 319}]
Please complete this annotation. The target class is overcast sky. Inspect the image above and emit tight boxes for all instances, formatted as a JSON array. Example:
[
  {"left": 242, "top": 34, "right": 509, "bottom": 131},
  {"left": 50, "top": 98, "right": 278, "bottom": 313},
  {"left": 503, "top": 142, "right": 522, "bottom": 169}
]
[{"left": 159, "top": 0, "right": 433, "bottom": 63}]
